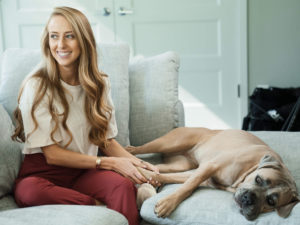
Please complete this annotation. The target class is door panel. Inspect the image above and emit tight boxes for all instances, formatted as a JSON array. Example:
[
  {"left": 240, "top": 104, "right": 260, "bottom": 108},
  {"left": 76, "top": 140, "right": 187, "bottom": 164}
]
[
  {"left": 1, "top": 0, "right": 115, "bottom": 49},
  {"left": 115, "top": 0, "right": 242, "bottom": 128}
]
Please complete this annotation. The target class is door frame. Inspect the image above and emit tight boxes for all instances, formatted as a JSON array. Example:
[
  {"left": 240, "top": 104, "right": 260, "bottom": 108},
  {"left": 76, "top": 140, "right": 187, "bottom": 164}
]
[{"left": 239, "top": 0, "right": 248, "bottom": 127}]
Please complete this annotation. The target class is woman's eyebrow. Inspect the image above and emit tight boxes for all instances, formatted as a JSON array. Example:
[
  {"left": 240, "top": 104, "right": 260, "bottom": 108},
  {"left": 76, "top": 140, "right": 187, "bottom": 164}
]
[{"left": 49, "top": 31, "right": 73, "bottom": 34}]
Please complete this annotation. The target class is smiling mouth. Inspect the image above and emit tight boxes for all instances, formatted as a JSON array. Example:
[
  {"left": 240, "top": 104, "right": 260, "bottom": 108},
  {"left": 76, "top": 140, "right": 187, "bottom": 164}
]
[{"left": 57, "top": 51, "right": 72, "bottom": 57}]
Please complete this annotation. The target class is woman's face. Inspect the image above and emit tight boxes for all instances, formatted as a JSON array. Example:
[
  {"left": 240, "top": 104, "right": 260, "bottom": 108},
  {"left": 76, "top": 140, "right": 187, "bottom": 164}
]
[{"left": 48, "top": 15, "right": 81, "bottom": 71}]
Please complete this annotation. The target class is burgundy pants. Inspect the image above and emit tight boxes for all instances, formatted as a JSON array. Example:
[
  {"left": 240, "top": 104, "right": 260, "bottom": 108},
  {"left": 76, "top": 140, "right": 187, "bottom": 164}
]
[{"left": 14, "top": 153, "right": 139, "bottom": 225}]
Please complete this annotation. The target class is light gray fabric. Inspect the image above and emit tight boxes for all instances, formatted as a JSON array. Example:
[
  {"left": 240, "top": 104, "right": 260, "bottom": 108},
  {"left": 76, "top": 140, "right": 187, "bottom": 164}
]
[
  {"left": 0, "top": 44, "right": 130, "bottom": 146},
  {"left": 0, "top": 48, "right": 41, "bottom": 118},
  {"left": 141, "top": 184, "right": 300, "bottom": 225},
  {"left": 175, "top": 100, "right": 185, "bottom": 127},
  {"left": 141, "top": 131, "right": 300, "bottom": 225},
  {"left": 0, "top": 104, "right": 22, "bottom": 198},
  {"left": 129, "top": 52, "right": 180, "bottom": 146},
  {"left": 0, "top": 205, "right": 128, "bottom": 225},
  {"left": 251, "top": 131, "right": 300, "bottom": 191},
  {"left": 97, "top": 43, "right": 130, "bottom": 146},
  {"left": 0, "top": 195, "right": 18, "bottom": 211}
]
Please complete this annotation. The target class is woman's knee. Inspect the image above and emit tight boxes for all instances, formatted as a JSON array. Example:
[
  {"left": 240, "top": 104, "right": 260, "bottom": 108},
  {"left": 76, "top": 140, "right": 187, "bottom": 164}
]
[{"left": 15, "top": 176, "right": 45, "bottom": 207}]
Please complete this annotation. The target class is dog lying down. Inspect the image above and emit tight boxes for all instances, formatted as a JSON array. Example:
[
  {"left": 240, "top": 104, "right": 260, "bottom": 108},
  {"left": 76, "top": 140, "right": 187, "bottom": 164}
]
[{"left": 126, "top": 128, "right": 299, "bottom": 221}]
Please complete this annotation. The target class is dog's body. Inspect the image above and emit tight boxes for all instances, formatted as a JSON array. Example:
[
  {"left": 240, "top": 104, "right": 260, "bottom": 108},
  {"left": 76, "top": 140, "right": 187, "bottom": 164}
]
[{"left": 127, "top": 128, "right": 299, "bottom": 220}]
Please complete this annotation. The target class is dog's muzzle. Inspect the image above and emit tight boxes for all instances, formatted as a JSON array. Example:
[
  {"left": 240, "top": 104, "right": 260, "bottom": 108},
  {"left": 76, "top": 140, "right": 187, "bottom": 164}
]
[
  {"left": 241, "top": 190, "right": 257, "bottom": 206},
  {"left": 235, "top": 189, "right": 261, "bottom": 220}
]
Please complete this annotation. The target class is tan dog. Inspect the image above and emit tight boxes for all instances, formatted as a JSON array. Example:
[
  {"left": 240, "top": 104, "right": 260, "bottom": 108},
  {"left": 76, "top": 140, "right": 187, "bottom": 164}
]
[{"left": 127, "top": 128, "right": 299, "bottom": 220}]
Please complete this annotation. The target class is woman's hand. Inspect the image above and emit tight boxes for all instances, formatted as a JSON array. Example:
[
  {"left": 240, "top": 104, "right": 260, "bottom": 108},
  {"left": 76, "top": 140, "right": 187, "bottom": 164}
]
[
  {"left": 139, "top": 160, "right": 160, "bottom": 175},
  {"left": 111, "top": 157, "right": 148, "bottom": 184},
  {"left": 132, "top": 159, "right": 161, "bottom": 187}
]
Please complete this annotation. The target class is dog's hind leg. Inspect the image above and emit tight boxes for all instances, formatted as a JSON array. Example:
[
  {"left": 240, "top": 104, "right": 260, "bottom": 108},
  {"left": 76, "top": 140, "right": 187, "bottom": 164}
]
[
  {"left": 126, "top": 127, "right": 209, "bottom": 155},
  {"left": 157, "top": 154, "right": 197, "bottom": 173}
]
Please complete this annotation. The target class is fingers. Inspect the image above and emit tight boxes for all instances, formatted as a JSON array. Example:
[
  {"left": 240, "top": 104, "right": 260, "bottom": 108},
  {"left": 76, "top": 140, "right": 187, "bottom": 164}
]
[
  {"left": 138, "top": 160, "right": 160, "bottom": 174},
  {"left": 133, "top": 170, "right": 147, "bottom": 184},
  {"left": 147, "top": 177, "right": 161, "bottom": 187},
  {"left": 145, "top": 162, "right": 160, "bottom": 174}
]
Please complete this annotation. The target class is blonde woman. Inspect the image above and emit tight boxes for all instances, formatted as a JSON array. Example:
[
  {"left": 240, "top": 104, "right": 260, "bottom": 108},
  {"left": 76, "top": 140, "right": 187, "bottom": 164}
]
[{"left": 12, "top": 7, "right": 158, "bottom": 225}]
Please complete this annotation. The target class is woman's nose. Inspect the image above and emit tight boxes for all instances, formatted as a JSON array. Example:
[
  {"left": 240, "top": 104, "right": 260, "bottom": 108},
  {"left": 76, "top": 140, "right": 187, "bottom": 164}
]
[{"left": 57, "top": 38, "right": 65, "bottom": 48}]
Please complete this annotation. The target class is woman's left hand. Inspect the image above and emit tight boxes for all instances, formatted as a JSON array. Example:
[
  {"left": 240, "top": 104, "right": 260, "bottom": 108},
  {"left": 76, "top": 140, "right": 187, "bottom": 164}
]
[
  {"left": 131, "top": 159, "right": 161, "bottom": 186},
  {"left": 138, "top": 160, "right": 160, "bottom": 174}
]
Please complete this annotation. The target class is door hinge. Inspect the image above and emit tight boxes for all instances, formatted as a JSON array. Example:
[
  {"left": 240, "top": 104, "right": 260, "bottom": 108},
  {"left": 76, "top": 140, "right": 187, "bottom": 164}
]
[{"left": 237, "top": 84, "right": 241, "bottom": 98}]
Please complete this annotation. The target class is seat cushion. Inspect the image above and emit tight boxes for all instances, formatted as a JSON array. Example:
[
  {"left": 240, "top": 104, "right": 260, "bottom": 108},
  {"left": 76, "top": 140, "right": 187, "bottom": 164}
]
[
  {"left": 129, "top": 52, "right": 181, "bottom": 146},
  {"left": 141, "top": 184, "right": 300, "bottom": 225},
  {"left": 0, "top": 205, "right": 128, "bottom": 225},
  {"left": 0, "top": 43, "right": 130, "bottom": 146},
  {"left": 141, "top": 131, "right": 300, "bottom": 225},
  {"left": 0, "top": 195, "right": 18, "bottom": 212},
  {"left": 0, "top": 104, "right": 22, "bottom": 198},
  {"left": 251, "top": 131, "right": 300, "bottom": 190}
]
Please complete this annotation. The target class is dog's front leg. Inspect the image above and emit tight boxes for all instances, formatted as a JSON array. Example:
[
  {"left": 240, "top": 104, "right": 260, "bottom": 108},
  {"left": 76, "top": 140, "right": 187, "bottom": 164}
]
[{"left": 155, "top": 162, "right": 219, "bottom": 218}]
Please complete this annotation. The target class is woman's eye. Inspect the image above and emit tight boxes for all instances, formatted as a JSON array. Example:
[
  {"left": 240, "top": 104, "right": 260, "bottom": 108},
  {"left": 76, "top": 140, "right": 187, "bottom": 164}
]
[
  {"left": 255, "top": 175, "right": 263, "bottom": 186},
  {"left": 267, "top": 196, "right": 275, "bottom": 206},
  {"left": 66, "top": 34, "right": 74, "bottom": 39},
  {"left": 50, "top": 34, "right": 58, "bottom": 39}
]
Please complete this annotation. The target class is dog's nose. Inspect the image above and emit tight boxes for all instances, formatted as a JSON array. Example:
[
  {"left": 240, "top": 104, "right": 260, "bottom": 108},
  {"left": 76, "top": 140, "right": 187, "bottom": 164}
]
[{"left": 241, "top": 191, "right": 256, "bottom": 206}]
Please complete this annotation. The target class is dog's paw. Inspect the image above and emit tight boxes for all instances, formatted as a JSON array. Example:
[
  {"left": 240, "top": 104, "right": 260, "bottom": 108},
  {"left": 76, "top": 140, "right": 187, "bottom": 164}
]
[{"left": 154, "top": 194, "right": 178, "bottom": 218}]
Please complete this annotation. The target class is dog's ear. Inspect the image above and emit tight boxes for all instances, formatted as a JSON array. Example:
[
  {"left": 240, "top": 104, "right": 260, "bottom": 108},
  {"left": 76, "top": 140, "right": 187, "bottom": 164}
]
[
  {"left": 258, "top": 154, "right": 282, "bottom": 170},
  {"left": 276, "top": 195, "right": 300, "bottom": 218}
]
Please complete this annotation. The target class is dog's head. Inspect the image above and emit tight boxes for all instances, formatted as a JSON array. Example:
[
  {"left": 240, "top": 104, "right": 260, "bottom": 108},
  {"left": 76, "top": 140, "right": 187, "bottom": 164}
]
[{"left": 234, "top": 154, "right": 299, "bottom": 220}]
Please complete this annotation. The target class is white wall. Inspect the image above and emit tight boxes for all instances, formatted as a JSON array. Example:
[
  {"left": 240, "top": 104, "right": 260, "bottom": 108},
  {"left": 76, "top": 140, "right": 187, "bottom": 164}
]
[
  {"left": 0, "top": 0, "right": 4, "bottom": 54},
  {"left": 248, "top": 0, "right": 300, "bottom": 94}
]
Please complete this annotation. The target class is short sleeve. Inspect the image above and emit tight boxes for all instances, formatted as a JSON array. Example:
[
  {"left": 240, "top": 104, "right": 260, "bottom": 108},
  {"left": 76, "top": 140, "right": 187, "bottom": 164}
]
[
  {"left": 103, "top": 77, "right": 118, "bottom": 139},
  {"left": 19, "top": 78, "right": 62, "bottom": 149}
]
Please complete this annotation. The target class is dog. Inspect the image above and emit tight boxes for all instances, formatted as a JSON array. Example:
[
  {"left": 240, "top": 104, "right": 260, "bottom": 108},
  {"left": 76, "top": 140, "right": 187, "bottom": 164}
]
[{"left": 126, "top": 128, "right": 299, "bottom": 220}]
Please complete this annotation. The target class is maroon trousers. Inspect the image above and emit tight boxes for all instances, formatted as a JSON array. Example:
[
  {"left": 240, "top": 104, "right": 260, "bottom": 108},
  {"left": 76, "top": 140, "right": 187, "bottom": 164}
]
[{"left": 14, "top": 153, "right": 139, "bottom": 225}]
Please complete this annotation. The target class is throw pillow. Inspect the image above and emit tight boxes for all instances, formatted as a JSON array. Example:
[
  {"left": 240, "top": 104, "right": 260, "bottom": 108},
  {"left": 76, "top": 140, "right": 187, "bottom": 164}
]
[
  {"left": 97, "top": 43, "right": 130, "bottom": 146},
  {"left": 129, "top": 51, "right": 181, "bottom": 146},
  {"left": 0, "top": 103, "right": 22, "bottom": 198}
]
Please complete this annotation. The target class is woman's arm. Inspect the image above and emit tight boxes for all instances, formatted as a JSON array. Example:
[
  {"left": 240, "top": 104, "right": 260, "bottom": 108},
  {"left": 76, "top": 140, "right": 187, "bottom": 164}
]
[
  {"left": 41, "top": 144, "right": 113, "bottom": 170},
  {"left": 41, "top": 140, "right": 158, "bottom": 184}
]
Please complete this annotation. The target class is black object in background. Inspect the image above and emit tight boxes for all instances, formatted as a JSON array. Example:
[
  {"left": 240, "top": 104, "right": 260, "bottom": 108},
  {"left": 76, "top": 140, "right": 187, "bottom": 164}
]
[{"left": 242, "top": 87, "right": 300, "bottom": 131}]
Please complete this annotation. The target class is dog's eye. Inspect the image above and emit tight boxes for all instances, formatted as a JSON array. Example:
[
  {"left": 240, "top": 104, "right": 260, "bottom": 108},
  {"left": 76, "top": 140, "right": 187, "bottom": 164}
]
[
  {"left": 267, "top": 196, "right": 275, "bottom": 206},
  {"left": 255, "top": 175, "right": 263, "bottom": 186}
]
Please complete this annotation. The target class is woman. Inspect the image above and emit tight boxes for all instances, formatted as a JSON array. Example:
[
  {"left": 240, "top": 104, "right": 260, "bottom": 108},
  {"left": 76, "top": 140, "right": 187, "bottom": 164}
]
[{"left": 12, "top": 6, "right": 158, "bottom": 225}]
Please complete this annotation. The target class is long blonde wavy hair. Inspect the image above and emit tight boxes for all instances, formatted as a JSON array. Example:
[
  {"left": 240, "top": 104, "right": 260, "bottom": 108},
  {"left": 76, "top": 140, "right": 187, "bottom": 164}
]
[{"left": 12, "top": 6, "right": 112, "bottom": 150}]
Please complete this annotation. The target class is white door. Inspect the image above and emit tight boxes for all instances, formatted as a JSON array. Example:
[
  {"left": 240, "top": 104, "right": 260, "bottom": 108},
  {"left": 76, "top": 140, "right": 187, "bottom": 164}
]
[
  {"left": 115, "top": 0, "right": 246, "bottom": 129},
  {"left": 0, "top": 0, "right": 246, "bottom": 129},
  {"left": 0, "top": 0, "right": 115, "bottom": 49}
]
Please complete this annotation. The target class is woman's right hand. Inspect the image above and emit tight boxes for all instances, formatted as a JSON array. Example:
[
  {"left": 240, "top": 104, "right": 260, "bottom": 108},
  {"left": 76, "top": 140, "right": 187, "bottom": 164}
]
[{"left": 110, "top": 157, "right": 148, "bottom": 184}]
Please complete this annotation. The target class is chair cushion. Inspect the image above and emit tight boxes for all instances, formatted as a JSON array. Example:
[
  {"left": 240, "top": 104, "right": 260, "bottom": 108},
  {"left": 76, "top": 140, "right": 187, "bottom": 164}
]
[
  {"left": 0, "top": 43, "right": 130, "bottom": 146},
  {"left": 129, "top": 52, "right": 180, "bottom": 146},
  {"left": 0, "top": 205, "right": 128, "bottom": 225},
  {"left": 0, "top": 104, "right": 22, "bottom": 198},
  {"left": 141, "top": 131, "right": 300, "bottom": 225},
  {"left": 0, "top": 195, "right": 18, "bottom": 211},
  {"left": 251, "top": 131, "right": 300, "bottom": 190}
]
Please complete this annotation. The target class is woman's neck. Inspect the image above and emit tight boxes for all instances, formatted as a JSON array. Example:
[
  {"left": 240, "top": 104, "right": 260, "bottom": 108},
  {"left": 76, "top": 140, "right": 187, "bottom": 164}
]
[{"left": 59, "top": 65, "right": 80, "bottom": 86}]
